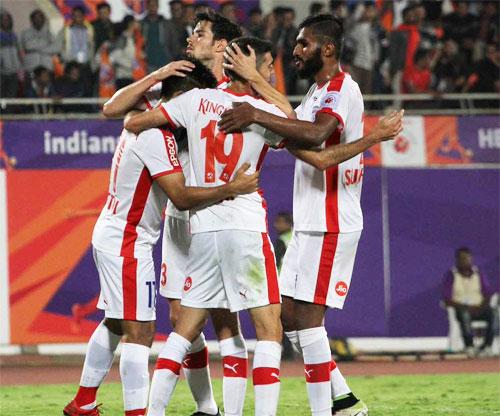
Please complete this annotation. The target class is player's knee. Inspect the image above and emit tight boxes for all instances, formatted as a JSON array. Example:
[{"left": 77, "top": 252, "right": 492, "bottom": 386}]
[
  {"left": 169, "top": 302, "right": 181, "bottom": 328},
  {"left": 123, "top": 321, "right": 155, "bottom": 346},
  {"left": 252, "top": 307, "right": 283, "bottom": 342},
  {"left": 211, "top": 309, "right": 240, "bottom": 340}
]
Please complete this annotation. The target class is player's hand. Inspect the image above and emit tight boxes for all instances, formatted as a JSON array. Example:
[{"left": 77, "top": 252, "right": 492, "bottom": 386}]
[
  {"left": 223, "top": 44, "right": 260, "bottom": 83},
  {"left": 219, "top": 102, "right": 256, "bottom": 133},
  {"left": 228, "top": 162, "right": 259, "bottom": 196},
  {"left": 153, "top": 60, "right": 195, "bottom": 81},
  {"left": 372, "top": 110, "right": 404, "bottom": 143}
]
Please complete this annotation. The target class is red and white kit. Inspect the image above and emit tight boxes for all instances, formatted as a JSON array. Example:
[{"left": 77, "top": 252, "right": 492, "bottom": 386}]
[
  {"left": 160, "top": 87, "right": 285, "bottom": 312},
  {"left": 281, "top": 71, "right": 364, "bottom": 308},
  {"left": 92, "top": 128, "right": 182, "bottom": 320}
]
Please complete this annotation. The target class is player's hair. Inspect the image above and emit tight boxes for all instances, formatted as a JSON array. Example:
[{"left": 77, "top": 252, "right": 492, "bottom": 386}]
[
  {"left": 455, "top": 247, "right": 471, "bottom": 257},
  {"left": 224, "top": 36, "right": 272, "bottom": 82},
  {"left": 160, "top": 57, "right": 217, "bottom": 100},
  {"left": 194, "top": 11, "right": 242, "bottom": 42},
  {"left": 298, "top": 14, "right": 344, "bottom": 60},
  {"left": 96, "top": 2, "right": 110, "bottom": 12}
]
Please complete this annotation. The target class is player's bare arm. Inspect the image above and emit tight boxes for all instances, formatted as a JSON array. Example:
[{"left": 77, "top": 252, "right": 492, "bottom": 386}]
[
  {"left": 124, "top": 107, "right": 166, "bottom": 134},
  {"left": 290, "top": 110, "right": 404, "bottom": 170},
  {"left": 156, "top": 163, "right": 259, "bottom": 211},
  {"left": 223, "top": 43, "right": 295, "bottom": 118},
  {"left": 219, "top": 102, "right": 338, "bottom": 147},
  {"left": 102, "top": 60, "right": 195, "bottom": 118}
]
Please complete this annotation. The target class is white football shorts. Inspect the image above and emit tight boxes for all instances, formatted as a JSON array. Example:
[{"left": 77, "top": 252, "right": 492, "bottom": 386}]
[
  {"left": 280, "top": 231, "right": 361, "bottom": 309},
  {"left": 181, "top": 230, "right": 281, "bottom": 312},
  {"left": 159, "top": 216, "right": 191, "bottom": 300},
  {"left": 93, "top": 247, "right": 157, "bottom": 321}
]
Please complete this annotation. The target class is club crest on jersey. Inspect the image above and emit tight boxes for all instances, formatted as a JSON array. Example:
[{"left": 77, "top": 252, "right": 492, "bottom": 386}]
[
  {"left": 335, "top": 281, "right": 348, "bottom": 296},
  {"left": 320, "top": 91, "right": 340, "bottom": 109},
  {"left": 184, "top": 276, "right": 193, "bottom": 291}
]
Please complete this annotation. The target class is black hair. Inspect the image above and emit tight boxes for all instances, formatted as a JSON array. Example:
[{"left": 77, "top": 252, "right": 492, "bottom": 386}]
[
  {"left": 161, "top": 57, "right": 217, "bottom": 100},
  {"left": 72, "top": 6, "right": 86, "bottom": 15},
  {"left": 194, "top": 11, "right": 242, "bottom": 42},
  {"left": 309, "top": 2, "right": 325, "bottom": 15},
  {"left": 170, "top": 0, "right": 183, "bottom": 7},
  {"left": 402, "top": 4, "right": 419, "bottom": 19},
  {"left": 414, "top": 48, "right": 429, "bottom": 63},
  {"left": 33, "top": 65, "right": 49, "bottom": 78},
  {"left": 276, "top": 212, "right": 293, "bottom": 225},
  {"left": 299, "top": 13, "right": 344, "bottom": 60},
  {"left": 224, "top": 36, "right": 272, "bottom": 82},
  {"left": 455, "top": 247, "right": 471, "bottom": 257},
  {"left": 30, "top": 9, "right": 45, "bottom": 21},
  {"left": 96, "top": 2, "right": 110, "bottom": 11},
  {"left": 248, "top": 7, "right": 262, "bottom": 17},
  {"left": 64, "top": 61, "right": 81, "bottom": 75}
]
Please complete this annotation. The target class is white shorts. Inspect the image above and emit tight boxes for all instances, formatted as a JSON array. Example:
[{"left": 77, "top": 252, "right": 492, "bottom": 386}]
[
  {"left": 93, "top": 247, "right": 157, "bottom": 321},
  {"left": 181, "top": 230, "right": 281, "bottom": 312},
  {"left": 280, "top": 231, "right": 361, "bottom": 309},
  {"left": 159, "top": 216, "right": 191, "bottom": 299}
]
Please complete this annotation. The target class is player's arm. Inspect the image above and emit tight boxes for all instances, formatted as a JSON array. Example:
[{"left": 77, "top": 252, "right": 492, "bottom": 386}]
[
  {"left": 156, "top": 163, "right": 259, "bottom": 211},
  {"left": 223, "top": 44, "right": 295, "bottom": 118},
  {"left": 102, "top": 60, "right": 195, "bottom": 118},
  {"left": 219, "top": 103, "right": 338, "bottom": 147},
  {"left": 288, "top": 111, "right": 404, "bottom": 170},
  {"left": 124, "top": 106, "right": 168, "bottom": 134}
]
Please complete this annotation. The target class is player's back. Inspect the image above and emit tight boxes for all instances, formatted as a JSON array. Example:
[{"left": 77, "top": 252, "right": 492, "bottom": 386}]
[
  {"left": 92, "top": 128, "right": 182, "bottom": 258},
  {"left": 160, "top": 87, "right": 285, "bottom": 234}
]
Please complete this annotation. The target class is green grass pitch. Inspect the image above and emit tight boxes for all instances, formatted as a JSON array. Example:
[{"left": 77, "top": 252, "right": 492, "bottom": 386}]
[{"left": 1, "top": 373, "right": 499, "bottom": 415}]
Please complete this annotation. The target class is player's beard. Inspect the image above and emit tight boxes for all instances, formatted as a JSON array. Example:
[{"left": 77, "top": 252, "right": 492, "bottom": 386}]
[{"left": 297, "top": 47, "right": 323, "bottom": 79}]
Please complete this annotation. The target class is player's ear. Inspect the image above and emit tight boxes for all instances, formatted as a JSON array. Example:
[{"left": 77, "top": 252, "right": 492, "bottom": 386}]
[
  {"left": 323, "top": 42, "right": 335, "bottom": 58},
  {"left": 214, "top": 38, "right": 228, "bottom": 54}
]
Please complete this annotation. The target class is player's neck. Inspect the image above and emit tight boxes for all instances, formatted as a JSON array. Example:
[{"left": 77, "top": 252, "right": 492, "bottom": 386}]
[
  {"left": 211, "top": 55, "right": 225, "bottom": 83},
  {"left": 314, "top": 62, "right": 342, "bottom": 86},
  {"left": 226, "top": 80, "right": 254, "bottom": 96}
]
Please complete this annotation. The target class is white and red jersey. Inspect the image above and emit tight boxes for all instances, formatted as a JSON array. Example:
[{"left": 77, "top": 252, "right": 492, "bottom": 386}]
[
  {"left": 160, "top": 87, "right": 286, "bottom": 234},
  {"left": 92, "top": 128, "right": 183, "bottom": 258},
  {"left": 294, "top": 71, "right": 364, "bottom": 233}
]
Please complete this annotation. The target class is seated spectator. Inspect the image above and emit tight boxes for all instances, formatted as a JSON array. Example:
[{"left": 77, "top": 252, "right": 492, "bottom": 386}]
[
  {"left": 110, "top": 15, "right": 143, "bottom": 89},
  {"left": 20, "top": 9, "right": 60, "bottom": 76},
  {"left": 434, "top": 39, "right": 467, "bottom": 94},
  {"left": 442, "top": 247, "right": 498, "bottom": 357},
  {"left": 55, "top": 61, "right": 90, "bottom": 112},
  {"left": 246, "top": 7, "right": 263, "bottom": 38},
  {"left": 0, "top": 9, "right": 22, "bottom": 98},
  {"left": 25, "top": 65, "right": 55, "bottom": 114}
]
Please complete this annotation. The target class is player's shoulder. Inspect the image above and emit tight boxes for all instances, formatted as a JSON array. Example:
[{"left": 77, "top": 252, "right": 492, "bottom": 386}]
[
  {"left": 246, "top": 95, "right": 286, "bottom": 117},
  {"left": 325, "top": 71, "right": 355, "bottom": 93}
]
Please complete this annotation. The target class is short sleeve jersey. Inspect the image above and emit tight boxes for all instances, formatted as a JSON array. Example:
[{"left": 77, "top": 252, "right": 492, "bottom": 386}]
[
  {"left": 92, "top": 128, "right": 183, "bottom": 258},
  {"left": 294, "top": 72, "right": 364, "bottom": 233},
  {"left": 160, "top": 87, "right": 286, "bottom": 234}
]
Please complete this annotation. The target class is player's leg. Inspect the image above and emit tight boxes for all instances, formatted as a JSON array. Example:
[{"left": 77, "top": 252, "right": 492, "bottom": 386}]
[
  {"left": 160, "top": 216, "right": 218, "bottom": 415},
  {"left": 148, "top": 306, "right": 209, "bottom": 416},
  {"left": 211, "top": 309, "right": 248, "bottom": 416}
]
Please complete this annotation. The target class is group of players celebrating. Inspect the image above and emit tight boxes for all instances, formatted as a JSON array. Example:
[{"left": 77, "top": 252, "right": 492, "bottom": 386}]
[{"left": 63, "top": 10, "right": 403, "bottom": 416}]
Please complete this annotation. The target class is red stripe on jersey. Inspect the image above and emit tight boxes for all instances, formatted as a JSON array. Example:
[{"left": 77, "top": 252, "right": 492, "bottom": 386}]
[
  {"left": 159, "top": 105, "right": 178, "bottom": 129},
  {"left": 316, "top": 108, "right": 345, "bottom": 130},
  {"left": 217, "top": 76, "right": 230, "bottom": 87},
  {"left": 183, "top": 347, "right": 209, "bottom": 369},
  {"left": 253, "top": 367, "right": 280, "bottom": 385},
  {"left": 304, "top": 362, "right": 332, "bottom": 383},
  {"left": 122, "top": 256, "right": 138, "bottom": 320},
  {"left": 223, "top": 356, "right": 248, "bottom": 378},
  {"left": 256, "top": 144, "right": 269, "bottom": 171},
  {"left": 327, "top": 71, "right": 346, "bottom": 92},
  {"left": 325, "top": 131, "right": 341, "bottom": 232},
  {"left": 120, "top": 167, "right": 153, "bottom": 257},
  {"left": 261, "top": 232, "right": 280, "bottom": 304},
  {"left": 151, "top": 168, "right": 182, "bottom": 179},
  {"left": 155, "top": 358, "right": 182, "bottom": 375},
  {"left": 143, "top": 95, "right": 153, "bottom": 110},
  {"left": 313, "top": 233, "right": 339, "bottom": 304},
  {"left": 330, "top": 360, "right": 337, "bottom": 371}
]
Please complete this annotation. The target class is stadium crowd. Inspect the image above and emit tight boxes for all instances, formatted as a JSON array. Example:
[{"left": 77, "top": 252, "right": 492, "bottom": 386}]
[{"left": 0, "top": 0, "right": 498, "bottom": 111}]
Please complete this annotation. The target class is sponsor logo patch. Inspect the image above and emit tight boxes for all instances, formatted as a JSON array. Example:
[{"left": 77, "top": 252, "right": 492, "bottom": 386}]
[
  {"left": 335, "top": 281, "right": 348, "bottom": 296},
  {"left": 184, "top": 276, "right": 193, "bottom": 291}
]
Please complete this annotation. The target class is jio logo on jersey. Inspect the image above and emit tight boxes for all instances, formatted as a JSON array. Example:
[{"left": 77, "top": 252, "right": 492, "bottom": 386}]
[
  {"left": 184, "top": 277, "right": 193, "bottom": 292},
  {"left": 335, "top": 281, "right": 348, "bottom": 296}
]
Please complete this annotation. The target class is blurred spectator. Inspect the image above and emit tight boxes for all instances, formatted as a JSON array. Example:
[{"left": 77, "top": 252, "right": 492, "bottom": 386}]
[
  {"left": 433, "top": 39, "right": 467, "bottom": 94},
  {"left": 270, "top": 7, "right": 298, "bottom": 94},
  {"left": 402, "top": 48, "right": 433, "bottom": 94},
  {"left": 273, "top": 212, "right": 293, "bottom": 271},
  {"left": 20, "top": 9, "right": 59, "bottom": 75},
  {"left": 246, "top": 7, "right": 263, "bottom": 38},
  {"left": 310, "top": 2, "right": 326, "bottom": 16},
  {"left": 25, "top": 65, "right": 55, "bottom": 114},
  {"left": 349, "top": 2, "right": 379, "bottom": 94},
  {"left": 142, "top": 0, "right": 169, "bottom": 72},
  {"left": 474, "top": 1, "right": 498, "bottom": 61},
  {"left": 55, "top": 61, "right": 91, "bottom": 112},
  {"left": 330, "top": 0, "right": 348, "bottom": 20},
  {"left": 184, "top": 2, "right": 196, "bottom": 35},
  {"left": 220, "top": 1, "right": 237, "bottom": 23},
  {"left": 58, "top": 6, "right": 95, "bottom": 67},
  {"left": 194, "top": 2, "right": 211, "bottom": 15},
  {"left": 165, "top": 0, "right": 189, "bottom": 61},
  {"left": 110, "top": 15, "right": 142, "bottom": 89},
  {"left": 441, "top": 247, "right": 498, "bottom": 357},
  {"left": 92, "top": 2, "right": 115, "bottom": 52},
  {"left": 0, "top": 9, "right": 22, "bottom": 98}
]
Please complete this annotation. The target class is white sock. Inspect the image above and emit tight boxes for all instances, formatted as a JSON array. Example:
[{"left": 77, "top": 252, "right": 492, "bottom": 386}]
[
  {"left": 77, "top": 322, "right": 121, "bottom": 409},
  {"left": 330, "top": 362, "right": 351, "bottom": 399},
  {"left": 285, "top": 330, "right": 302, "bottom": 354},
  {"left": 148, "top": 333, "right": 191, "bottom": 416},
  {"left": 219, "top": 335, "right": 248, "bottom": 416},
  {"left": 120, "top": 343, "right": 150, "bottom": 413},
  {"left": 253, "top": 341, "right": 281, "bottom": 416},
  {"left": 299, "top": 327, "right": 332, "bottom": 416},
  {"left": 183, "top": 333, "right": 218, "bottom": 415}
]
